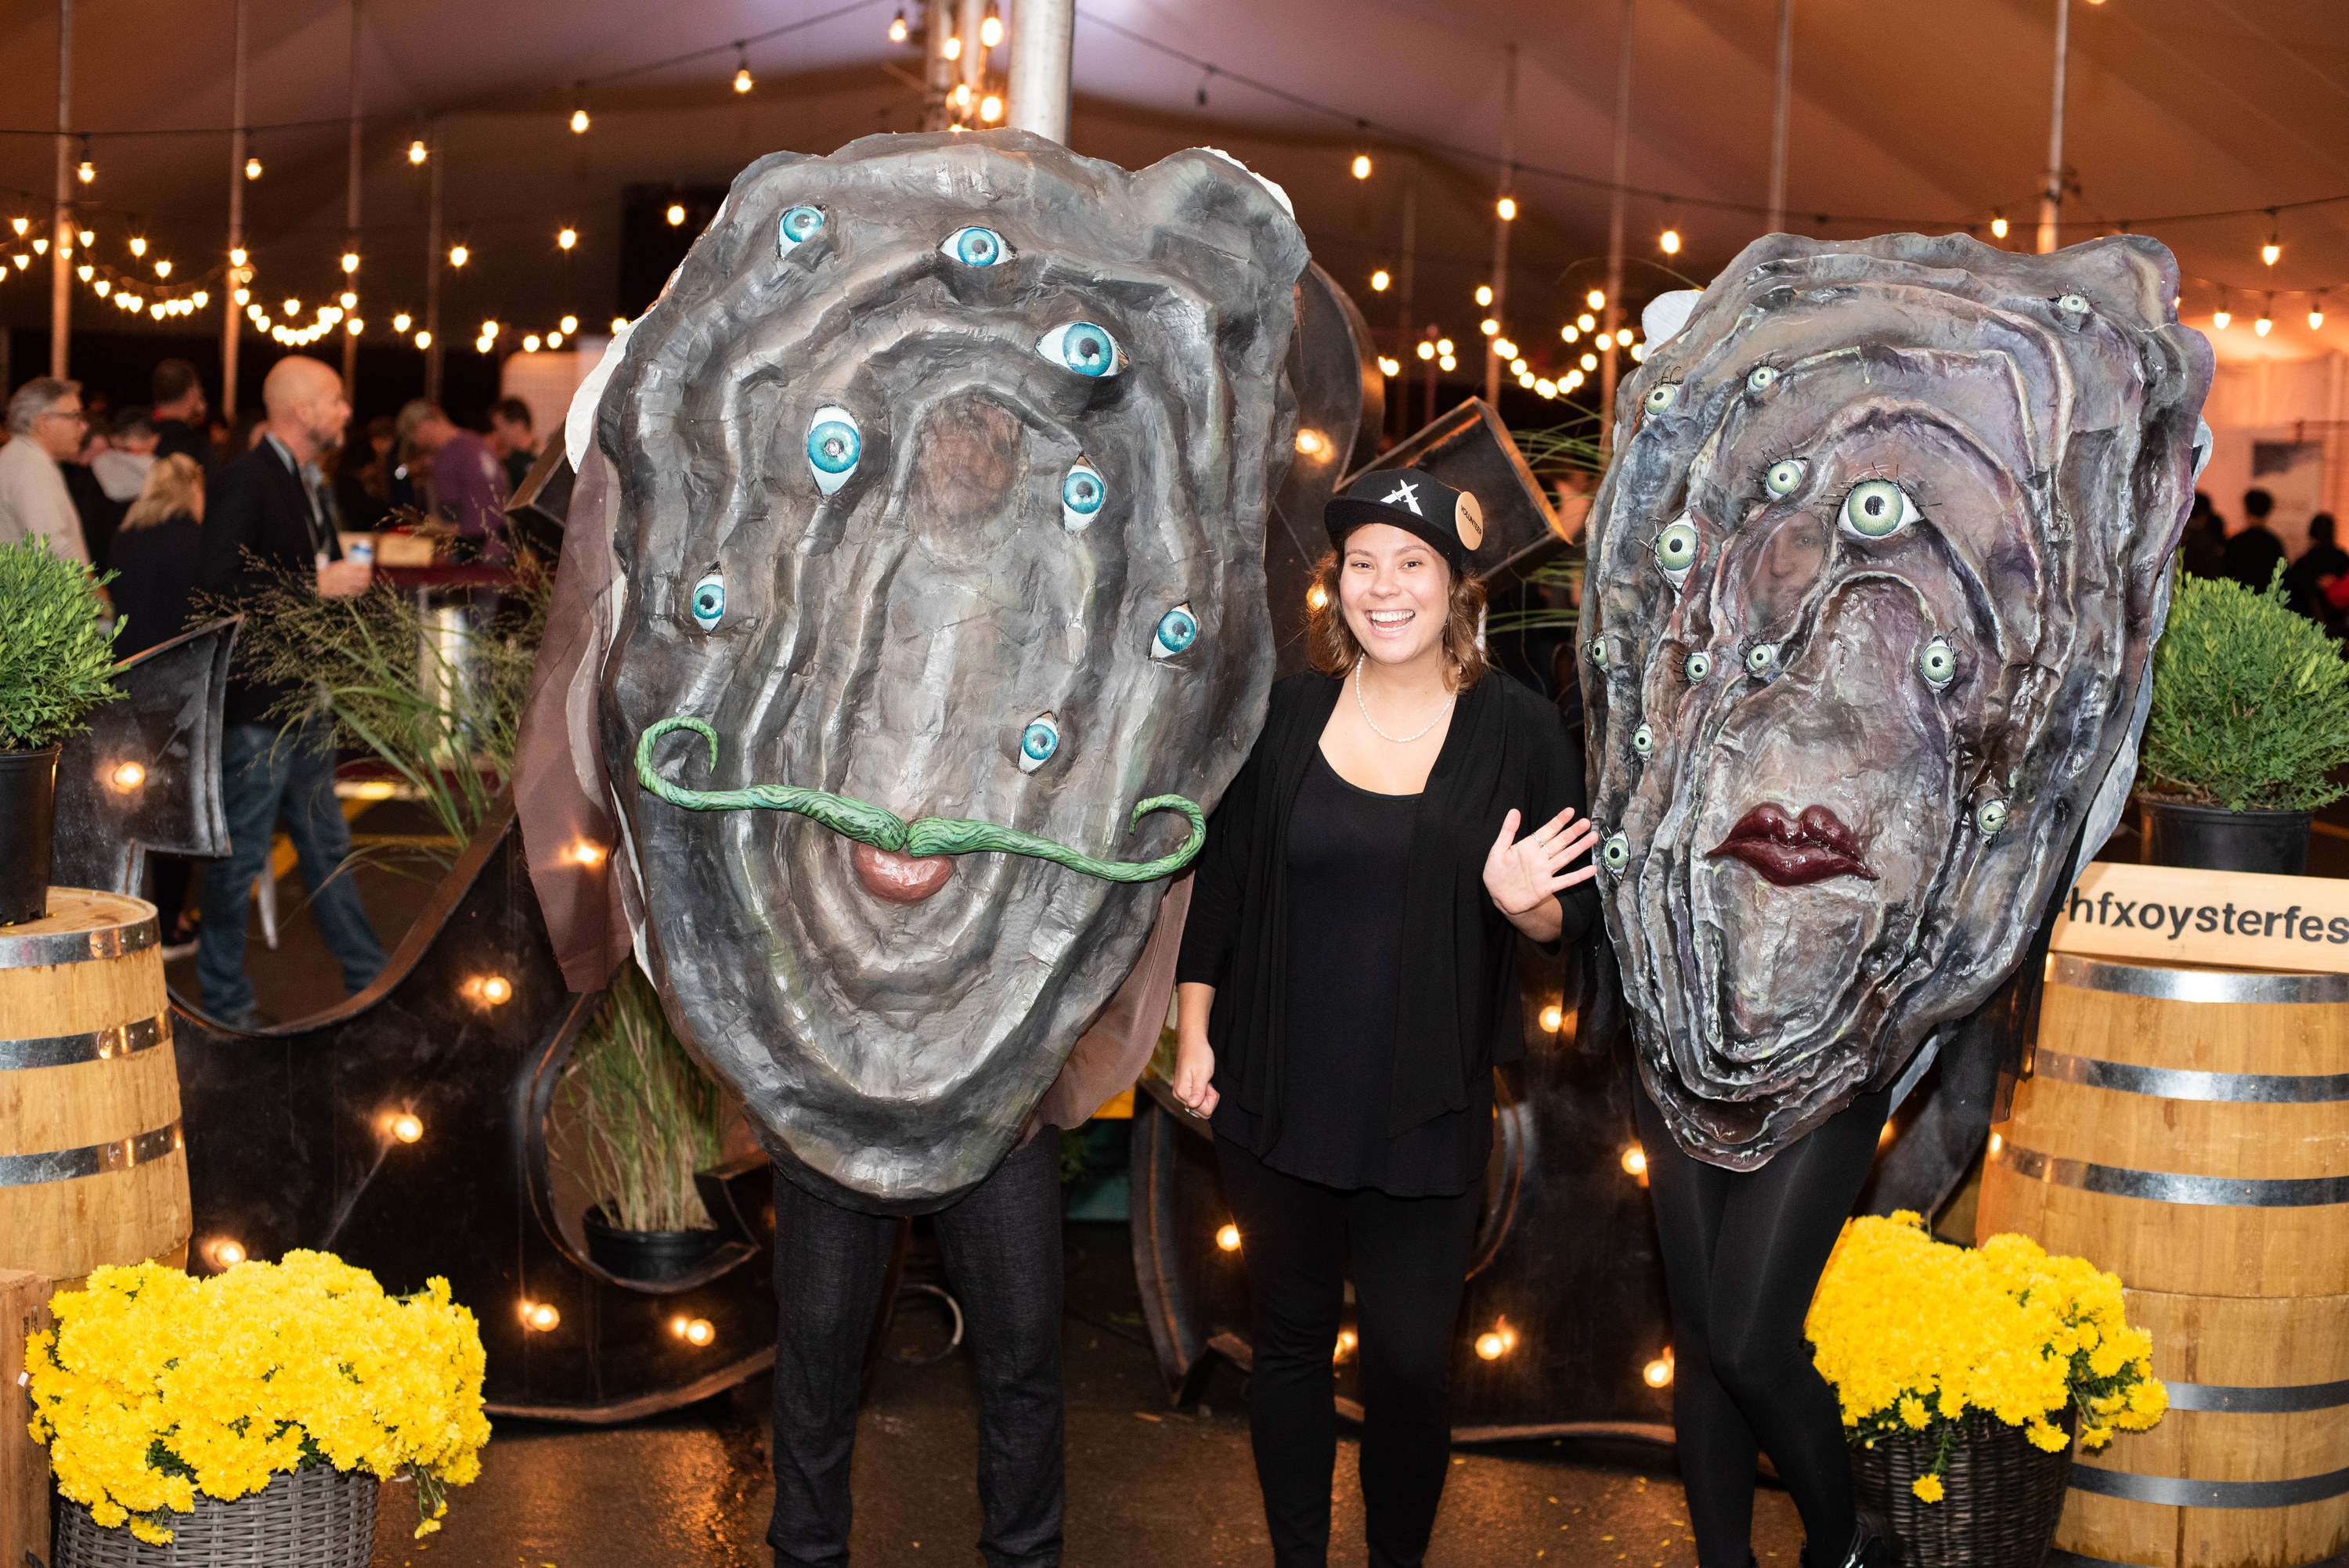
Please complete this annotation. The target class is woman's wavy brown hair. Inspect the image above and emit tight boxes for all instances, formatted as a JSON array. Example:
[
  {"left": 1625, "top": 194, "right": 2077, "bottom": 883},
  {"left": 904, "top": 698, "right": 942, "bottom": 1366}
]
[{"left": 1303, "top": 546, "right": 1488, "bottom": 689}]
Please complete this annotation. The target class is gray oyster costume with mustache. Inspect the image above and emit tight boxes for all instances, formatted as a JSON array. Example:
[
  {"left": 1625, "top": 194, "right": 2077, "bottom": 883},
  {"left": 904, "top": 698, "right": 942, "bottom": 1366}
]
[
  {"left": 1586, "top": 232, "right": 2213, "bottom": 1170},
  {"left": 586, "top": 132, "right": 1307, "bottom": 1212}
]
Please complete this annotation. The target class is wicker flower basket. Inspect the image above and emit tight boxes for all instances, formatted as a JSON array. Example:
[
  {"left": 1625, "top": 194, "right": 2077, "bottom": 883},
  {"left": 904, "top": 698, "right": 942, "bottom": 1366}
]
[
  {"left": 53, "top": 1466, "right": 378, "bottom": 1568},
  {"left": 1849, "top": 1411, "right": 2073, "bottom": 1568}
]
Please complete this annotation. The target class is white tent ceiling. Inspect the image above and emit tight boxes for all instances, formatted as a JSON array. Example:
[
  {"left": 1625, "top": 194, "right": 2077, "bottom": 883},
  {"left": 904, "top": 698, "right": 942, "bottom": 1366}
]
[{"left": 1, "top": 0, "right": 2344, "bottom": 376}]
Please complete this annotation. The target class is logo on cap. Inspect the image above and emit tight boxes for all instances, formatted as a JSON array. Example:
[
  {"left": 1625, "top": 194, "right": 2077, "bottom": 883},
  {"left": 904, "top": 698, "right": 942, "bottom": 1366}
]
[{"left": 1380, "top": 478, "right": 1423, "bottom": 516}]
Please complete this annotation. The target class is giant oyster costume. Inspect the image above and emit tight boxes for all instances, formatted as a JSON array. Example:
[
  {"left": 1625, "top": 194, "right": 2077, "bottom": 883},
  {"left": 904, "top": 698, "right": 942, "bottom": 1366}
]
[{"left": 1584, "top": 232, "right": 2213, "bottom": 1170}]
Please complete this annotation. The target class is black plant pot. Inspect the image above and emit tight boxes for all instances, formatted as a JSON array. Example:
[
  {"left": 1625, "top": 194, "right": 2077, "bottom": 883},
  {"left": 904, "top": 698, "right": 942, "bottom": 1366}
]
[
  {"left": 582, "top": 1203, "right": 725, "bottom": 1284},
  {"left": 2140, "top": 797, "right": 2313, "bottom": 876},
  {"left": 0, "top": 744, "right": 61, "bottom": 925}
]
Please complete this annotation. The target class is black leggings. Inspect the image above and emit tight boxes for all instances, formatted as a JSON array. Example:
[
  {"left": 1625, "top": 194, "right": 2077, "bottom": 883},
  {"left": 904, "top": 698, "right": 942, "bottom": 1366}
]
[
  {"left": 1634, "top": 1081, "right": 1891, "bottom": 1568},
  {"left": 1217, "top": 1137, "right": 1482, "bottom": 1568}
]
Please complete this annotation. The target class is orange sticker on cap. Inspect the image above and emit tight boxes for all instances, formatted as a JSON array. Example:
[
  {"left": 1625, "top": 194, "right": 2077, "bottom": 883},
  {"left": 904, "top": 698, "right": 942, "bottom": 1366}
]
[{"left": 1455, "top": 490, "right": 1485, "bottom": 551}]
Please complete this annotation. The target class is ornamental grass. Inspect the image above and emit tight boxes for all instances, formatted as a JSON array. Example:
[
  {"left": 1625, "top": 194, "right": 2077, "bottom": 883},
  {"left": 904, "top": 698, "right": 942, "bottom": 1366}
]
[
  {"left": 24, "top": 1252, "right": 490, "bottom": 1545},
  {"left": 1806, "top": 1212, "right": 2167, "bottom": 1501}
]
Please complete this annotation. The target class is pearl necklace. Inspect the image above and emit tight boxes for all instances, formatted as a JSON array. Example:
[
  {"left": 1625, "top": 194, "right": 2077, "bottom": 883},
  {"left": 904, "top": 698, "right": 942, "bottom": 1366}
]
[{"left": 1354, "top": 657, "right": 1454, "bottom": 744}]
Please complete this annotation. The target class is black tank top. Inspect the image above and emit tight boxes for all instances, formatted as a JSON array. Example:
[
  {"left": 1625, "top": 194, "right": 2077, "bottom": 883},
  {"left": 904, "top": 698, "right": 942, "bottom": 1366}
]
[{"left": 1255, "top": 748, "right": 1492, "bottom": 1196}]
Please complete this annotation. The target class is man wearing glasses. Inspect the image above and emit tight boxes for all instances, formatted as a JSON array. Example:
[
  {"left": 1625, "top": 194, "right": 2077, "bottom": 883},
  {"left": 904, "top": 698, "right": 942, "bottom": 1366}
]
[{"left": 0, "top": 377, "right": 92, "bottom": 562}]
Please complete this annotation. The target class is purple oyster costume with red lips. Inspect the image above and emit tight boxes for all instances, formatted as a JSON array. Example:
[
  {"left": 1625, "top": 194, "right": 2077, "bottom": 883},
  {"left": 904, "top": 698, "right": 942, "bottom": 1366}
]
[{"left": 1583, "top": 232, "right": 2213, "bottom": 1170}]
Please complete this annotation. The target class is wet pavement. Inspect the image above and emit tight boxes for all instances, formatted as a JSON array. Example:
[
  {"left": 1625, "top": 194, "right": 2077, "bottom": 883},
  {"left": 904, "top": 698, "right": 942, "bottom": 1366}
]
[{"left": 365, "top": 1225, "right": 1806, "bottom": 1568}]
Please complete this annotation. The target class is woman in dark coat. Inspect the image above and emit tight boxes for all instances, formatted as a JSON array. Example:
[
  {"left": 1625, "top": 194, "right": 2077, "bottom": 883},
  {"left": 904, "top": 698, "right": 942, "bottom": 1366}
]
[
  {"left": 110, "top": 452, "right": 208, "bottom": 950},
  {"left": 1170, "top": 467, "right": 1600, "bottom": 1567}
]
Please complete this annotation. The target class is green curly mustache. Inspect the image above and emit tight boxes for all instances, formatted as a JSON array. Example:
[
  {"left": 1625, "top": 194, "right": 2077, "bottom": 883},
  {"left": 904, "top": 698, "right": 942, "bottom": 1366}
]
[{"left": 634, "top": 716, "right": 1205, "bottom": 883}]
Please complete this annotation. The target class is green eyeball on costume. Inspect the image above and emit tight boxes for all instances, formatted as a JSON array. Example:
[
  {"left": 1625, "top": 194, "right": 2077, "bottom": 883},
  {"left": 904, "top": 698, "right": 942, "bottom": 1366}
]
[
  {"left": 1655, "top": 518, "right": 1700, "bottom": 583},
  {"left": 1747, "top": 365, "right": 1779, "bottom": 392},
  {"left": 1918, "top": 637, "right": 1957, "bottom": 691},
  {"left": 1644, "top": 383, "right": 1679, "bottom": 415},
  {"left": 1840, "top": 479, "right": 1917, "bottom": 539},
  {"left": 1151, "top": 604, "right": 1199, "bottom": 661},
  {"left": 1745, "top": 643, "right": 1777, "bottom": 676},
  {"left": 1765, "top": 459, "right": 1806, "bottom": 497},
  {"left": 940, "top": 225, "right": 1012, "bottom": 267},
  {"left": 1602, "top": 834, "right": 1630, "bottom": 873},
  {"left": 806, "top": 406, "right": 861, "bottom": 496},
  {"left": 1062, "top": 461, "right": 1106, "bottom": 532},
  {"left": 777, "top": 205, "right": 825, "bottom": 255},
  {"left": 1589, "top": 637, "right": 1609, "bottom": 669},
  {"left": 689, "top": 572, "right": 725, "bottom": 631},
  {"left": 1018, "top": 713, "right": 1059, "bottom": 774},
  {"left": 1685, "top": 651, "right": 1712, "bottom": 682},
  {"left": 1038, "top": 321, "right": 1126, "bottom": 378},
  {"left": 1976, "top": 799, "right": 2008, "bottom": 835},
  {"left": 2057, "top": 292, "right": 2091, "bottom": 315},
  {"left": 1632, "top": 724, "right": 1654, "bottom": 757}
]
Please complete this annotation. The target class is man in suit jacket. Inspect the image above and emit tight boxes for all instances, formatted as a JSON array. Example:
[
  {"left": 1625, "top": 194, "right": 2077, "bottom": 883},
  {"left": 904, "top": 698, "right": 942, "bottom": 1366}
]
[{"left": 194, "top": 355, "right": 386, "bottom": 1029}]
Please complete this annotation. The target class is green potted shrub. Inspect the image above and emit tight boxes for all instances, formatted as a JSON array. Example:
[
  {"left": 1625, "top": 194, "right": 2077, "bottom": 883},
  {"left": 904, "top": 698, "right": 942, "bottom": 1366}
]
[
  {"left": 2138, "top": 567, "right": 2349, "bottom": 874},
  {"left": 554, "top": 961, "right": 731, "bottom": 1283},
  {"left": 0, "top": 537, "right": 121, "bottom": 922}
]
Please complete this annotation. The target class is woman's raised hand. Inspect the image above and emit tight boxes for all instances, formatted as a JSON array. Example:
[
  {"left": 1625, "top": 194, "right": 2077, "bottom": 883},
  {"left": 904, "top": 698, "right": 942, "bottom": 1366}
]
[{"left": 1482, "top": 806, "right": 1600, "bottom": 919}]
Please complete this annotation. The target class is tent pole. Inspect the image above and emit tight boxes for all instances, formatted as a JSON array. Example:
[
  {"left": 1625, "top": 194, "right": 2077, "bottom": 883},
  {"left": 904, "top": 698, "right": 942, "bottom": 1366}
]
[
  {"left": 224, "top": 0, "right": 247, "bottom": 420},
  {"left": 1485, "top": 44, "right": 1514, "bottom": 409},
  {"left": 1395, "top": 160, "right": 1416, "bottom": 438},
  {"left": 1600, "top": 0, "right": 1636, "bottom": 452},
  {"left": 922, "top": 0, "right": 954, "bottom": 132},
  {"left": 1767, "top": 0, "right": 1792, "bottom": 234},
  {"left": 424, "top": 117, "right": 443, "bottom": 405},
  {"left": 2037, "top": 0, "right": 2069, "bottom": 254},
  {"left": 50, "top": 0, "right": 71, "bottom": 380},
  {"left": 1006, "top": 0, "right": 1073, "bottom": 142},
  {"left": 343, "top": 0, "right": 363, "bottom": 396}
]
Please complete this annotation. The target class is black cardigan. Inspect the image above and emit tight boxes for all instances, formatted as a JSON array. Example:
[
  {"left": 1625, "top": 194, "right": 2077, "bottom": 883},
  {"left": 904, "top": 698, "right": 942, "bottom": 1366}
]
[{"left": 1176, "top": 668, "right": 1600, "bottom": 1148}]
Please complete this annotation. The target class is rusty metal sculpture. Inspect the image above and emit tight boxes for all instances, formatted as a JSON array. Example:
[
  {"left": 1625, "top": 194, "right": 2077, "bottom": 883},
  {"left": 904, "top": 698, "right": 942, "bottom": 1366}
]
[
  {"left": 523, "top": 131, "right": 1311, "bottom": 1212},
  {"left": 1583, "top": 233, "right": 2213, "bottom": 1169}
]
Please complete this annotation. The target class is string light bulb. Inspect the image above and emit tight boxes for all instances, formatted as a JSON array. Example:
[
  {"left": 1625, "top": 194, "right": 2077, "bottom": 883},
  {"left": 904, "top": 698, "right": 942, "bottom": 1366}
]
[
  {"left": 523, "top": 333, "right": 541, "bottom": 351},
  {"left": 1586, "top": 290, "right": 1606, "bottom": 310},
  {"left": 1659, "top": 227, "right": 1681, "bottom": 254},
  {"left": 1644, "top": 1349, "right": 1676, "bottom": 1387},
  {"left": 2257, "top": 297, "right": 2274, "bottom": 337},
  {"left": 1990, "top": 211, "right": 2008, "bottom": 240},
  {"left": 1479, "top": 318, "right": 1498, "bottom": 336},
  {"left": 1622, "top": 1145, "right": 1649, "bottom": 1177},
  {"left": 561, "top": 314, "right": 579, "bottom": 333},
  {"left": 109, "top": 760, "right": 144, "bottom": 790},
  {"left": 414, "top": 330, "right": 431, "bottom": 348},
  {"left": 953, "top": 81, "right": 972, "bottom": 107},
  {"left": 192, "top": 290, "right": 207, "bottom": 308},
  {"left": 673, "top": 1316, "right": 716, "bottom": 1346},
  {"left": 1215, "top": 1223, "right": 1241, "bottom": 1252},
  {"left": 612, "top": 315, "right": 628, "bottom": 333},
  {"left": 389, "top": 1112, "right": 424, "bottom": 1144},
  {"left": 2213, "top": 294, "right": 2232, "bottom": 330},
  {"left": 1496, "top": 196, "right": 1517, "bottom": 221},
  {"left": 9, "top": 218, "right": 24, "bottom": 236},
  {"left": 980, "top": 94, "right": 1003, "bottom": 122},
  {"left": 558, "top": 227, "right": 577, "bottom": 251},
  {"left": 449, "top": 243, "right": 468, "bottom": 266},
  {"left": 229, "top": 247, "right": 247, "bottom": 267},
  {"left": 1436, "top": 337, "right": 1453, "bottom": 355},
  {"left": 207, "top": 1238, "right": 247, "bottom": 1269},
  {"left": 245, "top": 155, "right": 262, "bottom": 180},
  {"left": 409, "top": 139, "right": 428, "bottom": 164},
  {"left": 889, "top": 9, "right": 909, "bottom": 42},
  {"left": 943, "top": 33, "right": 963, "bottom": 59},
  {"left": 341, "top": 251, "right": 359, "bottom": 273},
  {"left": 1351, "top": 154, "right": 1371, "bottom": 180},
  {"left": 76, "top": 263, "right": 92, "bottom": 282},
  {"left": 2312, "top": 294, "right": 2327, "bottom": 331},
  {"left": 128, "top": 236, "right": 146, "bottom": 257},
  {"left": 1475, "top": 283, "right": 1494, "bottom": 306},
  {"left": 521, "top": 1301, "right": 560, "bottom": 1332},
  {"left": 1377, "top": 355, "right": 1399, "bottom": 376},
  {"left": 666, "top": 203, "right": 686, "bottom": 226},
  {"left": 1539, "top": 1002, "right": 1564, "bottom": 1032},
  {"left": 93, "top": 279, "right": 109, "bottom": 295},
  {"left": 981, "top": 2, "right": 1003, "bottom": 47},
  {"left": 392, "top": 312, "right": 412, "bottom": 332},
  {"left": 1370, "top": 269, "right": 1391, "bottom": 292},
  {"left": 734, "top": 46, "right": 753, "bottom": 93},
  {"left": 1416, "top": 341, "right": 1434, "bottom": 361},
  {"left": 76, "top": 228, "right": 92, "bottom": 247},
  {"left": 339, "top": 290, "right": 356, "bottom": 308},
  {"left": 1438, "top": 354, "right": 1456, "bottom": 371},
  {"left": 2264, "top": 211, "right": 2281, "bottom": 266},
  {"left": 572, "top": 99, "right": 590, "bottom": 134},
  {"left": 78, "top": 160, "right": 95, "bottom": 184}
]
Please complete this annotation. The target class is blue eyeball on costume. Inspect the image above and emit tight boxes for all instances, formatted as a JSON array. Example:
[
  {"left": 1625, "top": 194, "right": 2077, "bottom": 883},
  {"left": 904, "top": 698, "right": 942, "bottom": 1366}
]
[
  {"left": 689, "top": 571, "right": 725, "bottom": 630},
  {"left": 1061, "top": 460, "right": 1106, "bottom": 532},
  {"left": 1018, "top": 713, "right": 1060, "bottom": 774},
  {"left": 940, "top": 226, "right": 1012, "bottom": 267},
  {"left": 806, "top": 405, "right": 861, "bottom": 496},
  {"left": 1151, "top": 603, "right": 1199, "bottom": 661},
  {"left": 778, "top": 205, "right": 825, "bottom": 256},
  {"left": 1037, "top": 321, "right": 1126, "bottom": 379}
]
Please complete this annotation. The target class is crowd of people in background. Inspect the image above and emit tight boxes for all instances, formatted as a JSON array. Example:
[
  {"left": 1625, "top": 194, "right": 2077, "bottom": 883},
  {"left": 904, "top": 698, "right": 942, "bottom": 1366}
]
[{"left": 0, "top": 355, "right": 529, "bottom": 1026}]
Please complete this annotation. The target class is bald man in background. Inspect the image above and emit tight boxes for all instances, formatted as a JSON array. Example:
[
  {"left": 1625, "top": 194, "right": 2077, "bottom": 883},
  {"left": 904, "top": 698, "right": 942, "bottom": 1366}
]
[{"left": 195, "top": 355, "right": 386, "bottom": 1029}]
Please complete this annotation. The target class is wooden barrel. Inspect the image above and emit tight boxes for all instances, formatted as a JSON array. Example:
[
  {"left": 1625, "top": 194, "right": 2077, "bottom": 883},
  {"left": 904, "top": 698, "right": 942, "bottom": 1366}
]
[
  {"left": 1977, "top": 953, "right": 2349, "bottom": 1568},
  {"left": 0, "top": 889, "right": 188, "bottom": 1282}
]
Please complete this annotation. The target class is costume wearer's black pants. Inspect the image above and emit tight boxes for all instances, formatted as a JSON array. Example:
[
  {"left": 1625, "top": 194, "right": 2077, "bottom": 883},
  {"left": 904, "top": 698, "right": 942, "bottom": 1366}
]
[
  {"left": 766, "top": 1130, "right": 1065, "bottom": 1568},
  {"left": 1634, "top": 1080, "right": 1893, "bottom": 1568},
  {"left": 1216, "top": 1137, "right": 1483, "bottom": 1568}
]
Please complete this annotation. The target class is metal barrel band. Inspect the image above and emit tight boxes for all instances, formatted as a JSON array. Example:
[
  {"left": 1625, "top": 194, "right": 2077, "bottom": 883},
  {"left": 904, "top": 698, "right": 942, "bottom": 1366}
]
[
  {"left": 0, "top": 910, "right": 161, "bottom": 969},
  {"left": 0, "top": 1119, "right": 183, "bottom": 1188},
  {"left": 2164, "top": 1377, "right": 2349, "bottom": 1414},
  {"left": 2030, "top": 1046, "right": 2349, "bottom": 1105},
  {"left": 2067, "top": 1461, "right": 2349, "bottom": 1509},
  {"left": 2048, "top": 953, "right": 2349, "bottom": 1006},
  {"left": 0, "top": 1011, "right": 171, "bottom": 1072},
  {"left": 2054, "top": 1552, "right": 2349, "bottom": 1568},
  {"left": 1990, "top": 1139, "right": 2349, "bottom": 1207}
]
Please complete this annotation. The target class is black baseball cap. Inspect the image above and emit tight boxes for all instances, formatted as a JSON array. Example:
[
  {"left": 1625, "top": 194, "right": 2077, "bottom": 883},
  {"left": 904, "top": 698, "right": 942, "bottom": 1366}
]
[{"left": 1322, "top": 465, "right": 1485, "bottom": 574}]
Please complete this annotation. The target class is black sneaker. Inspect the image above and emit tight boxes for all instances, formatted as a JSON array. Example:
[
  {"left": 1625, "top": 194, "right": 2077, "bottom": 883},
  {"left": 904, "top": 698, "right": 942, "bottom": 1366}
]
[{"left": 1802, "top": 1509, "right": 1897, "bottom": 1568}]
